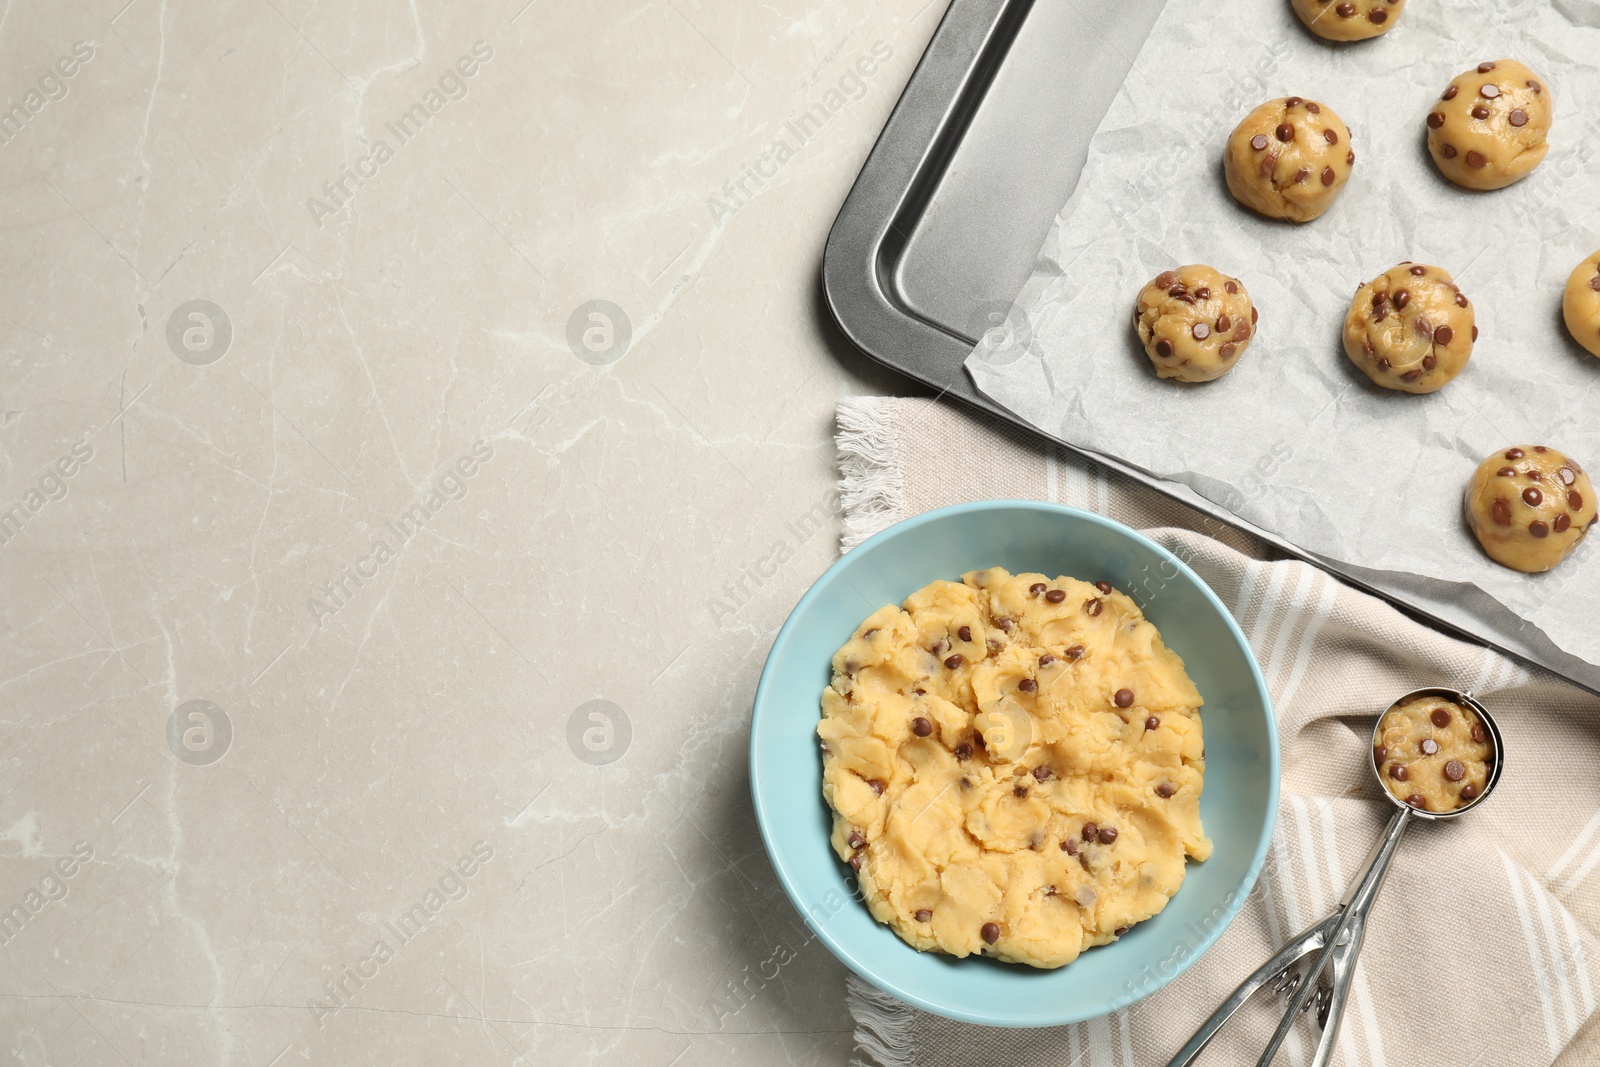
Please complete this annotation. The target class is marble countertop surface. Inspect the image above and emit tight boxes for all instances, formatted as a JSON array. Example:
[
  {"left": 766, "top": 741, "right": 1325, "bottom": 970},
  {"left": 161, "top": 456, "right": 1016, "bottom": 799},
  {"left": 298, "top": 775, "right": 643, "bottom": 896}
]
[{"left": 1, "top": 1, "right": 939, "bottom": 1062}]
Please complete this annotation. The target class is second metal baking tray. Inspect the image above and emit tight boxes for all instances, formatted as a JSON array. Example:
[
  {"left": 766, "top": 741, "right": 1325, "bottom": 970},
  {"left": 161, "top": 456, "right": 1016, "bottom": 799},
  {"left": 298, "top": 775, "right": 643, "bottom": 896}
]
[{"left": 822, "top": 0, "right": 1600, "bottom": 695}]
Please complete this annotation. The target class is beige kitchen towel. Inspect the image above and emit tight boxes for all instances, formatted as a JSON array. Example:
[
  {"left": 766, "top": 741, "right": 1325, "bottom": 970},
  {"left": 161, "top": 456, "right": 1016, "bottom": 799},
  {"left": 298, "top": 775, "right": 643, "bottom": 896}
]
[{"left": 835, "top": 395, "right": 1600, "bottom": 1067}]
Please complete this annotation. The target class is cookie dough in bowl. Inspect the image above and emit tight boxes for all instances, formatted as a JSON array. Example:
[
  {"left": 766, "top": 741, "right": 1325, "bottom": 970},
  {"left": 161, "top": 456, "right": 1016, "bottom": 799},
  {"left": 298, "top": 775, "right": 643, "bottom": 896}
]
[
  {"left": 1134, "top": 266, "right": 1257, "bottom": 382},
  {"left": 818, "top": 567, "right": 1209, "bottom": 969},
  {"left": 1224, "top": 97, "right": 1353, "bottom": 222},
  {"left": 1343, "top": 263, "right": 1474, "bottom": 393},
  {"left": 1374, "top": 696, "right": 1493, "bottom": 813},
  {"left": 1427, "top": 60, "right": 1552, "bottom": 191},
  {"left": 1562, "top": 250, "right": 1600, "bottom": 358},
  {"left": 1465, "top": 446, "right": 1597, "bottom": 572},
  {"left": 1290, "top": 0, "right": 1404, "bottom": 41}
]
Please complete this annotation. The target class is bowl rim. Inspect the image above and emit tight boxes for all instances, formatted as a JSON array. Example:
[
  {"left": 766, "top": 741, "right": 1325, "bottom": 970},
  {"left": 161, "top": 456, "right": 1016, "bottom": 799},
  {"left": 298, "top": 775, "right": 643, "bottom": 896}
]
[{"left": 749, "top": 498, "right": 1280, "bottom": 1027}]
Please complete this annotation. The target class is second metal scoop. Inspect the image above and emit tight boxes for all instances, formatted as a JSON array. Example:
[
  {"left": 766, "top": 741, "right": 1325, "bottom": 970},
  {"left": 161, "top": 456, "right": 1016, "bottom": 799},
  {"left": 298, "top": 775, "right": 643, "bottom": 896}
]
[{"left": 1165, "top": 686, "right": 1506, "bottom": 1067}]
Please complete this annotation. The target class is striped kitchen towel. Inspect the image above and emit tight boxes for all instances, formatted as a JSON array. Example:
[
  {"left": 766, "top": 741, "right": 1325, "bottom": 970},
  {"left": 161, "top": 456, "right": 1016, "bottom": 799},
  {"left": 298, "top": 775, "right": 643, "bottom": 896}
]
[{"left": 835, "top": 395, "right": 1600, "bottom": 1067}]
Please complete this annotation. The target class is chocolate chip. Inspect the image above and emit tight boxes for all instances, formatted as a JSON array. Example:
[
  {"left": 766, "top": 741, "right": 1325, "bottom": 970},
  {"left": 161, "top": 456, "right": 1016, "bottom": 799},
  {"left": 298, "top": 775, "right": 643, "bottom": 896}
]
[
  {"left": 1018, "top": 678, "right": 1037, "bottom": 693},
  {"left": 1480, "top": 83, "right": 1501, "bottom": 99},
  {"left": 1509, "top": 109, "right": 1528, "bottom": 127},
  {"left": 1225, "top": 280, "right": 1239, "bottom": 294},
  {"left": 1478, "top": 61, "right": 1496, "bottom": 73},
  {"left": 1192, "top": 322, "right": 1211, "bottom": 341},
  {"left": 1527, "top": 79, "right": 1542, "bottom": 92},
  {"left": 1306, "top": 102, "right": 1321, "bottom": 113},
  {"left": 1033, "top": 765, "right": 1052, "bottom": 782},
  {"left": 1456, "top": 292, "right": 1469, "bottom": 307},
  {"left": 1442, "top": 144, "right": 1457, "bottom": 158},
  {"left": 1444, "top": 760, "right": 1466, "bottom": 782},
  {"left": 1321, "top": 166, "right": 1336, "bottom": 186},
  {"left": 1443, "top": 85, "right": 1459, "bottom": 100},
  {"left": 1466, "top": 150, "right": 1488, "bottom": 168},
  {"left": 1374, "top": 745, "right": 1387, "bottom": 764},
  {"left": 1220, "top": 342, "right": 1238, "bottom": 359},
  {"left": 1560, "top": 467, "right": 1578, "bottom": 485},
  {"left": 1324, "top": 128, "right": 1339, "bottom": 144},
  {"left": 1497, "top": 466, "right": 1515, "bottom": 477},
  {"left": 1415, "top": 318, "right": 1433, "bottom": 341},
  {"left": 1372, "top": 291, "right": 1388, "bottom": 308},
  {"left": 958, "top": 625, "right": 972, "bottom": 642},
  {"left": 1461, "top": 783, "right": 1479, "bottom": 801},
  {"left": 1094, "top": 580, "right": 1113, "bottom": 594},
  {"left": 1471, "top": 723, "right": 1487, "bottom": 744},
  {"left": 1568, "top": 489, "right": 1585, "bottom": 510},
  {"left": 1250, "top": 133, "right": 1269, "bottom": 151},
  {"left": 1046, "top": 589, "right": 1066, "bottom": 604},
  {"left": 1098, "top": 827, "right": 1118, "bottom": 844},
  {"left": 1368, "top": 7, "right": 1386, "bottom": 21},
  {"left": 1084, "top": 598, "right": 1102, "bottom": 616},
  {"left": 1156, "top": 782, "right": 1176, "bottom": 798},
  {"left": 1431, "top": 707, "right": 1452, "bottom": 728},
  {"left": 912, "top": 717, "right": 934, "bottom": 738},
  {"left": 1335, "top": 1, "right": 1354, "bottom": 15},
  {"left": 1423, "top": 354, "right": 1438, "bottom": 370},
  {"left": 1251, "top": 306, "right": 1259, "bottom": 323},
  {"left": 1427, "top": 112, "right": 1445, "bottom": 129},
  {"left": 914, "top": 909, "right": 932, "bottom": 922},
  {"left": 1406, "top": 794, "right": 1428, "bottom": 809},
  {"left": 1039, "top": 654, "right": 1058, "bottom": 668},
  {"left": 1285, "top": 96, "right": 1303, "bottom": 108},
  {"left": 1410, "top": 265, "right": 1427, "bottom": 276},
  {"left": 1529, "top": 471, "right": 1543, "bottom": 481},
  {"left": 1115, "top": 926, "right": 1129, "bottom": 936},
  {"left": 1293, "top": 167, "right": 1310, "bottom": 184},
  {"left": 1154, "top": 271, "right": 1177, "bottom": 288},
  {"left": 869, "top": 779, "right": 886, "bottom": 795},
  {"left": 1013, "top": 783, "right": 1028, "bottom": 798},
  {"left": 848, "top": 829, "right": 866, "bottom": 849},
  {"left": 1027, "top": 582, "right": 1047, "bottom": 599},
  {"left": 1082, "top": 821, "right": 1098, "bottom": 841},
  {"left": 995, "top": 617, "right": 1014, "bottom": 633},
  {"left": 986, "top": 638, "right": 1002, "bottom": 654},
  {"left": 913, "top": 688, "right": 925, "bottom": 696},
  {"left": 1065, "top": 644, "right": 1084, "bottom": 660},
  {"left": 1420, "top": 738, "right": 1440, "bottom": 756},
  {"left": 1472, "top": 105, "right": 1491, "bottom": 119},
  {"left": 1390, "top": 763, "right": 1409, "bottom": 781},
  {"left": 1145, "top": 715, "right": 1160, "bottom": 731},
  {"left": 1506, "top": 448, "right": 1525, "bottom": 460},
  {"left": 1394, "top": 289, "right": 1410, "bottom": 309},
  {"left": 954, "top": 742, "right": 973, "bottom": 760},
  {"left": 1523, "top": 486, "right": 1543, "bottom": 506},
  {"left": 1556, "top": 514, "right": 1572, "bottom": 533},
  {"left": 930, "top": 638, "right": 948, "bottom": 655},
  {"left": 1154, "top": 338, "right": 1173, "bottom": 358},
  {"left": 1114, "top": 688, "right": 1134, "bottom": 708},
  {"left": 1061, "top": 838, "right": 1078, "bottom": 854},
  {"left": 1492, "top": 498, "right": 1512, "bottom": 526},
  {"left": 1530, "top": 520, "right": 1550, "bottom": 538},
  {"left": 1347, "top": 149, "right": 1356, "bottom": 164},
  {"left": 981, "top": 922, "right": 1000, "bottom": 944},
  {"left": 1276, "top": 122, "right": 1295, "bottom": 141},
  {"left": 944, "top": 654, "right": 964, "bottom": 669},
  {"left": 1194, "top": 287, "right": 1211, "bottom": 300},
  {"left": 849, "top": 853, "right": 863, "bottom": 871}
]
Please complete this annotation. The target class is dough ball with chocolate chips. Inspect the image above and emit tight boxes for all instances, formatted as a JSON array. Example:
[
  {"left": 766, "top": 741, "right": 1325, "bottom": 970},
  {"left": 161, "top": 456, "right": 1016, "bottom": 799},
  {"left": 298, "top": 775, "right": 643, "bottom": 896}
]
[
  {"left": 1224, "top": 96, "right": 1354, "bottom": 222},
  {"left": 1465, "top": 446, "right": 1597, "bottom": 572},
  {"left": 1343, "top": 263, "right": 1474, "bottom": 393},
  {"left": 1134, "top": 266, "right": 1257, "bottom": 383},
  {"left": 1291, "top": 0, "right": 1405, "bottom": 42},
  {"left": 1427, "top": 60, "right": 1552, "bottom": 191},
  {"left": 1562, "top": 249, "right": 1600, "bottom": 358}
]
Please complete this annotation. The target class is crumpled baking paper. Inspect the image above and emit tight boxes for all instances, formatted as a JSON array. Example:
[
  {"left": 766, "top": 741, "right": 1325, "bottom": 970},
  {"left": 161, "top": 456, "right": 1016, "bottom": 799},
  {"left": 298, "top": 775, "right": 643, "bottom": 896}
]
[{"left": 965, "top": 0, "right": 1600, "bottom": 668}]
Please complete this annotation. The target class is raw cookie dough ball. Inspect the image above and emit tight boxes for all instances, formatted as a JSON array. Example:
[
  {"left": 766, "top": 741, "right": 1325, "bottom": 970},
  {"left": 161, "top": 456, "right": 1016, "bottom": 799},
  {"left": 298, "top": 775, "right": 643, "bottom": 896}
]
[
  {"left": 1562, "top": 249, "right": 1600, "bottom": 358},
  {"left": 1427, "top": 60, "right": 1552, "bottom": 190},
  {"left": 1343, "top": 263, "right": 1475, "bottom": 393},
  {"left": 1134, "top": 266, "right": 1257, "bottom": 382},
  {"left": 1291, "top": 0, "right": 1404, "bottom": 41},
  {"left": 1374, "top": 696, "right": 1493, "bottom": 813},
  {"left": 1465, "top": 445, "right": 1597, "bottom": 572},
  {"left": 1224, "top": 97, "right": 1354, "bottom": 222}
]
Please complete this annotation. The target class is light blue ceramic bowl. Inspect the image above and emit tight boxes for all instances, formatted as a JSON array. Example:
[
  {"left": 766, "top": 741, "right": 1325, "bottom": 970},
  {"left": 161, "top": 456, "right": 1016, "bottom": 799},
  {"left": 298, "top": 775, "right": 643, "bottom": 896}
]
[{"left": 750, "top": 500, "right": 1277, "bottom": 1027}]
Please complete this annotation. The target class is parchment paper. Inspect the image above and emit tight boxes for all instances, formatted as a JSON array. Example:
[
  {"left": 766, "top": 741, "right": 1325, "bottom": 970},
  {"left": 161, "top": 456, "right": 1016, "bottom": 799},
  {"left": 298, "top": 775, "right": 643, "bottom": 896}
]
[{"left": 966, "top": 0, "right": 1600, "bottom": 667}]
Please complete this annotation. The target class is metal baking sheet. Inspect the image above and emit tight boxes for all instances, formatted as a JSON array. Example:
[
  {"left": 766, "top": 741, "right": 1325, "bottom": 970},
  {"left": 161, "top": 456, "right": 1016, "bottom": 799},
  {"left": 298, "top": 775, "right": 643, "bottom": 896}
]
[{"left": 822, "top": 0, "right": 1600, "bottom": 695}]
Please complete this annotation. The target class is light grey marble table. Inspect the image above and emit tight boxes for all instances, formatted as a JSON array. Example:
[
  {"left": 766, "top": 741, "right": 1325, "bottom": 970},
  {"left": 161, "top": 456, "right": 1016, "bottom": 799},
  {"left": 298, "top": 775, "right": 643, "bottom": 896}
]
[{"left": 0, "top": 1, "right": 940, "bottom": 1062}]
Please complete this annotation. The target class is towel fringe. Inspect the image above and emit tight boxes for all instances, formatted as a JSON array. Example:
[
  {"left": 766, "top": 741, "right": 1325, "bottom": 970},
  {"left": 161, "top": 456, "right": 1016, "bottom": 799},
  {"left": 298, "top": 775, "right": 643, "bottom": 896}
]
[
  {"left": 846, "top": 975, "right": 919, "bottom": 1067},
  {"left": 836, "top": 395, "right": 904, "bottom": 552}
]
